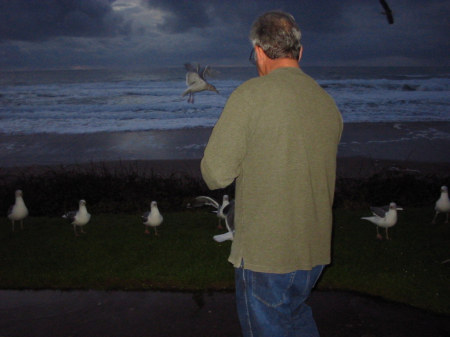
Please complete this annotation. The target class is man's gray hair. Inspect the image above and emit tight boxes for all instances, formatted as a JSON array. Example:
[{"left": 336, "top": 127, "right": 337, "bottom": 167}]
[{"left": 250, "top": 11, "right": 302, "bottom": 60}]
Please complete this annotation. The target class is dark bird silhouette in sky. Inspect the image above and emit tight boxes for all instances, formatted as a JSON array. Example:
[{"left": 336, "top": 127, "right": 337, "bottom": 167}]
[{"left": 379, "top": 0, "right": 394, "bottom": 24}]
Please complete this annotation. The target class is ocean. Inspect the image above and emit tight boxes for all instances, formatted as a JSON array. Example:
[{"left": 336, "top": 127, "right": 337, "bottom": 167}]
[{"left": 1, "top": 66, "right": 449, "bottom": 135}]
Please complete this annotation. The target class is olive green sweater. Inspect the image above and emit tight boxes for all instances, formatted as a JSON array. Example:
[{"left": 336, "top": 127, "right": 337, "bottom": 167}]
[{"left": 201, "top": 67, "right": 343, "bottom": 273}]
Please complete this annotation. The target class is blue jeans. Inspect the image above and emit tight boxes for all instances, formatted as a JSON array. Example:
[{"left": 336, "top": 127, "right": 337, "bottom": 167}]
[{"left": 235, "top": 265, "right": 324, "bottom": 337}]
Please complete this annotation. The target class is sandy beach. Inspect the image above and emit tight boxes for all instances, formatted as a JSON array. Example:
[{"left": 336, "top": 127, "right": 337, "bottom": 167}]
[
  {"left": 0, "top": 122, "right": 450, "bottom": 177},
  {"left": 0, "top": 121, "right": 449, "bottom": 178}
]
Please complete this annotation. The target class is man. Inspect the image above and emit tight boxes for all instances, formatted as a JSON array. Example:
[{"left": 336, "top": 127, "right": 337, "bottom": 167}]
[{"left": 201, "top": 11, "right": 343, "bottom": 337}]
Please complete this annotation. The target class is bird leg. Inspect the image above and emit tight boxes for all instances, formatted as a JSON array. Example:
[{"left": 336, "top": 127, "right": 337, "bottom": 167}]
[
  {"left": 154, "top": 227, "right": 158, "bottom": 236},
  {"left": 80, "top": 228, "right": 86, "bottom": 234},
  {"left": 217, "top": 218, "right": 223, "bottom": 229},
  {"left": 385, "top": 228, "right": 391, "bottom": 240},
  {"left": 376, "top": 226, "right": 383, "bottom": 240},
  {"left": 20, "top": 220, "right": 24, "bottom": 230},
  {"left": 73, "top": 225, "right": 79, "bottom": 237},
  {"left": 431, "top": 212, "right": 438, "bottom": 224}
]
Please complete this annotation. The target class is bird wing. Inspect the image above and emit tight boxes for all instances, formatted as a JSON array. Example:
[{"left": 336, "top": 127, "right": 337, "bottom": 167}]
[
  {"left": 141, "top": 211, "right": 150, "bottom": 220},
  {"left": 222, "top": 200, "right": 235, "bottom": 232},
  {"left": 192, "top": 196, "right": 219, "bottom": 209},
  {"left": 379, "top": 0, "right": 394, "bottom": 24},
  {"left": 370, "top": 206, "right": 387, "bottom": 218},
  {"left": 201, "top": 65, "right": 215, "bottom": 80},
  {"left": 213, "top": 232, "right": 233, "bottom": 242},
  {"left": 62, "top": 210, "right": 77, "bottom": 221},
  {"left": 185, "top": 72, "right": 205, "bottom": 87},
  {"left": 184, "top": 63, "right": 197, "bottom": 72}
]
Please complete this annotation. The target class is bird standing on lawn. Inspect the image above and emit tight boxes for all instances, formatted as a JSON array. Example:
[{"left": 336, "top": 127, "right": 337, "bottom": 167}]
[
  {"left": 8, "top": 189, "right": 28, "bottom": 231},
  {"left": 142, "top": 201, "right": 163, "bottom": 235},
  {"left": 361, "top": 202, "right": 403, "bottom": 240},
  {"left": 432, "top": 186, "right": 450, "bottom": 224},
  {"left": 182, "top": 63, "right": 219, "bottom": 103},
  {"left": 62, "top": 200, "right": 91, "bottom": 236},
  {"left": 191, "top": 195, "right": 229, "bottom": 229}
]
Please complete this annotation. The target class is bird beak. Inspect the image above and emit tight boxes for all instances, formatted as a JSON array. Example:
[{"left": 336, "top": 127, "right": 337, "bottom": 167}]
[{"left": 396, "top": 207, "right": 404, "bottom": 211}]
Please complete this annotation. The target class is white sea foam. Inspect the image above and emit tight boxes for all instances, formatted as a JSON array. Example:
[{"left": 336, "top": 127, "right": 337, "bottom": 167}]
[{"left": 0, "top": 67, "right": 448, "bottom": 134}]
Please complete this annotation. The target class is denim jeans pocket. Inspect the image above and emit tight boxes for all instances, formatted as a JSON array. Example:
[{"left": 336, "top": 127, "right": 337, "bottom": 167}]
[{"left": 251, "top": 271, "right": 296, "bottom": 308}]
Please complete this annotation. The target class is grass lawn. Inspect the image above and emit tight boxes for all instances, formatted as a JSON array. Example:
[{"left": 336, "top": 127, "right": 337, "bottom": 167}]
[{"left": 1, "top": 207, "right": 449, "bottom": 315}]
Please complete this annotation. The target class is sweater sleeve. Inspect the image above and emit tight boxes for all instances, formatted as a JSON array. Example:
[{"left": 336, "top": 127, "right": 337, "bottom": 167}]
[{"left": 201, "top": 87, "right": 250, "bottom": 190}]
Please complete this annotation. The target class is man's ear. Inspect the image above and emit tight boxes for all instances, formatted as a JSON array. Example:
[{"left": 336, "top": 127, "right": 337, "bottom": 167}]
[{"left": 255, "top": 46, "right": 266, "bottom": 62}]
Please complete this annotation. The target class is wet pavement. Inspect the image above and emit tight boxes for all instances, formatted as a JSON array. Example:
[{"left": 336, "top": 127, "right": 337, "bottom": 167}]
[{"left": 0, "top": 290, "right": 449, "bottom": 337}]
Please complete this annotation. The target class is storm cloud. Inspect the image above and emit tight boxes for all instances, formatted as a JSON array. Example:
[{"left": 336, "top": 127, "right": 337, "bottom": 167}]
[
  {"left": 0, "top": 0, "right": 130, "bottom": 42},
  {"left": 0, "top": 0, "right": 448, "bottom": 69}
]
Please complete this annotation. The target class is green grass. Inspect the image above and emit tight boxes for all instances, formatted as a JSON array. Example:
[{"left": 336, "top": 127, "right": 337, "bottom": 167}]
[
  {"left": 1, "top": 207, "right": 449, "bottom": 314},
  {"left": 321, "top": 208, "right": 450, "bottom": 315},
  {"left": 0, "top": 211, "right": 233, "bottom": 291}
]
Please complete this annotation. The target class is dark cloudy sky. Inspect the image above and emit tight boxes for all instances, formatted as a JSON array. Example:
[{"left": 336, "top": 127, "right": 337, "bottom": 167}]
[{"left": 0, "top": 0, "right": 448, "bottom": 70}]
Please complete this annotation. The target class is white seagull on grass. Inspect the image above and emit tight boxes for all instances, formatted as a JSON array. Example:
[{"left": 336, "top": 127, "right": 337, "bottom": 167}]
[
  {"left": 361, "top": 202, "right": 403, "bottom": 240},
  {"left": 191, "top": 195, "right": 229, "bottom": 229},
  {"left": 142, "top": 201, "right": 163, "bottom": 235},
  {"left": 8, "top": 189, "right": 28, "bottom": 231},
  {"left": 62, "top": 200, "right": 91, "bottom": 236},
  {"left": 432, "top": 186, "right": 450, "bottom": 224},
  {"left": 182, "top": 63, "right": 219, "bottom": 103}
]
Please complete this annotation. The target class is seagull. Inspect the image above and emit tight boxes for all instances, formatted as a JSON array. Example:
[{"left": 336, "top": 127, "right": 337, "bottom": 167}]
[
  {"left": 191, "top": 195, "right": 229, "bottom": 229},
  {"left": 213, "top": 200, "right": 235, "bottom": 243},
  {"left": 361, "top": 202, "right": 403, "bottom": 240},
  {"left": 432, "top": 186, "right": 450, "bottom": 224},
  {"left": 142, "top": 201, "right": 163, "bottom": 235},
  {"left": 62, "top": 200, "right": 91, "bottom": 236},
  {"left": 379, "top": 0, "right": 394, "bottom": 24},
  {"left": 182, "top": 63, "right": 219, "bottom": 103},
  {"left": 7, "top": 189, "right": 29, "bottom": 231}
]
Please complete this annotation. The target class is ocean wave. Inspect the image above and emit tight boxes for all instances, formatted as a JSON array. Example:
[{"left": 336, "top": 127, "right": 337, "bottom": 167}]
[{"left": 0, "top": 67, "right": 449, "bottom": 134}]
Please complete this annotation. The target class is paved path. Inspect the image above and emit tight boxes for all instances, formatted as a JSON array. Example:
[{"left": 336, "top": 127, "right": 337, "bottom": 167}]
[{"left": 0, "top": 290, "right": 449, "bottom": 337}]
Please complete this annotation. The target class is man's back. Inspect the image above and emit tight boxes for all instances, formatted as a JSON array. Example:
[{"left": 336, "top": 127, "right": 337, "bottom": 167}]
[{"left": 202, "top": 66, "right": 343, "bottom": 273}]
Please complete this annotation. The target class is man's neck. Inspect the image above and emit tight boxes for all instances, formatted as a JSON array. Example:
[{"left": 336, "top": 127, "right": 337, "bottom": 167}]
[{"left": 259, "top": 58, "right": 299, "bottom": 76}]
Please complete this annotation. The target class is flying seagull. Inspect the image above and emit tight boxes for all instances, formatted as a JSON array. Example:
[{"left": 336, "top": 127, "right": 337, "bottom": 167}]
[
  {"left": 432, "top": 186, "right": 450, "bottom": 224},
  {"left": 8, "top": 189, "right": 29, "bottom": 231},
  {"left": 62, "top": 200, "right": 91, "bottom": 236},
  {"left": 191, "top": 195, "right": 229, "bottom": 229},
  {"left": 379, "top": 0, "right": 394, "bottom": 24},
  {"left": 142, "top": 201, "right": 163, "bottom": 235},
  {"left": 182, "top": 63, "right": 219, "bottom": 103},
  {"left": 361, "top": 202, "right": 403, "bottom": 240}
]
